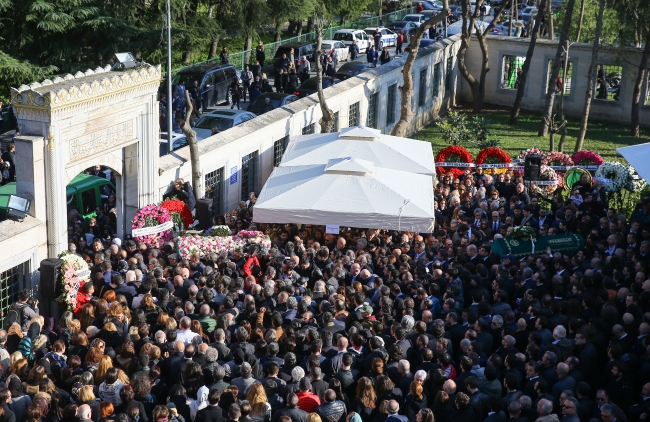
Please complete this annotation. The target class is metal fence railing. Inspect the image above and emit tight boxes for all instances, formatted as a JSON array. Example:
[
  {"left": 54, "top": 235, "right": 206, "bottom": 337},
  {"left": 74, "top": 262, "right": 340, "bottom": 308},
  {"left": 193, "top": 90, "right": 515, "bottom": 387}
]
[{"left": 169, "top": 6, "right": 415, "bottom": 75}]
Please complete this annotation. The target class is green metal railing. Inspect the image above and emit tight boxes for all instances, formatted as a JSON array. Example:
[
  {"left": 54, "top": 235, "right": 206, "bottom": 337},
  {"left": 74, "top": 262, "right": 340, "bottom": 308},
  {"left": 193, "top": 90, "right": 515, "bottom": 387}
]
[{"left": 170, "top": 6, "right": 415, "bottom": 75}]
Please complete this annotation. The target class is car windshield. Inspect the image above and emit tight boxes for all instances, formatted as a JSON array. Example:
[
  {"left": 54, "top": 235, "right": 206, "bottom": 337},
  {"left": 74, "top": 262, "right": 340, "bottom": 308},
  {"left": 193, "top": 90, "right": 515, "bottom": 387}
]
[
  {"left": 301, "top": 78, "right": 333, "bottom": 89},
  {"left": 364, "top": 29, "right": 374, "bottom": 36},
  {"left": 389, "top": 23, "right": 404, "bottom": 29},
  {"left": 333, "top": 33, "right": 353, "bottom": 41},
  {"left": 322, "top": 43, "right": 332, "bottom": 50},
  {"left": 404, "top": 16, "right": 420, "bottom": 21},
  {"left": 194, "top": 116, "right": 234, "bottom": 131},
  {"left": 173, "top": 72, "right": 203, "bottom": 85},
  {"left": 248, "top": 98, "right": 283, "bottom": 114}
]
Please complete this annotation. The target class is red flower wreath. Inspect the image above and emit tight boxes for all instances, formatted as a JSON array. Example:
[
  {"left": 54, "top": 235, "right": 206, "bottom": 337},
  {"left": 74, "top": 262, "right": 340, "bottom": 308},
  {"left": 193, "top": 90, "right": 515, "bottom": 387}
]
[
  {"left": 161, "top": 199, "right": 193, "bottom": 228},
  {"left": 475, "top": 147, "right": 511, "bottom": 174},
  {"left": 435, "top": 146, "right": 473, "bottom": 177}
]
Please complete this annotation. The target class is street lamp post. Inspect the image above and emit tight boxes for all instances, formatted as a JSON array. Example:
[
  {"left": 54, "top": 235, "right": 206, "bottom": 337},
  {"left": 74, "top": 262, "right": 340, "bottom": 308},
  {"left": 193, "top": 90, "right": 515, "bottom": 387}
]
[{"left": 167, "top": 0, "right": 173, "bottom": 155}]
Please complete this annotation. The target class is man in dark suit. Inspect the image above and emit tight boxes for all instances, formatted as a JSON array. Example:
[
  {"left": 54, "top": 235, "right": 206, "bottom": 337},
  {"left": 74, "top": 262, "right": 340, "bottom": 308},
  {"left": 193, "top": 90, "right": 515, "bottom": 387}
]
[
  {"left": 195, "top": 389, "right": 226, "bottom": 422},
  {"left": 271, "top": 393, "right": 309, "bottom": 422},
  {"left": 520, "top": 205, "right": 539, "bottom": 233},
  {"left": 484, "top": 395, "right": 507, "bottom": 422},
  {"left": 112, "top": 274, "right": 137, "bottom": 307},
  {"left": 172, "top": 344, "right": 195, "bottom": 385},
  {"left": 164, "top": 341, "right": 186, "bottom": 383}
]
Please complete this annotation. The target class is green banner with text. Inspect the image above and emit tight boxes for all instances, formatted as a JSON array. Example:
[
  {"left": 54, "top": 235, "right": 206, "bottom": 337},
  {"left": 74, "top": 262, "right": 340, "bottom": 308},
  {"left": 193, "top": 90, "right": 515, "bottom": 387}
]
[{"left": 492, "top": 234, "right": 585, "bottom": 258}]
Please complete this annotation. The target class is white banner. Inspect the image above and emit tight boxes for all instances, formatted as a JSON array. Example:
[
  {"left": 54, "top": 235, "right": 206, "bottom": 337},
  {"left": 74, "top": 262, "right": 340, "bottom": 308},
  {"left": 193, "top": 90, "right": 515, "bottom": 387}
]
[
  {"left": 76, "top": 269, "right": 90, "bottom": 279},
  {"left": 325, "top": 224, "right": 340, "bottom": 234},
  {"left": 477, "top": 163, "right": 513, "bottom": 168},
  {"left": 436, "top": 162, "right": 475, "bottom": 167},
  {"left": 530, "top": 180, "right": 558, "bottom": 186},
  {"left": 132, "top": 221, "right": 174, "bottom": 237}
]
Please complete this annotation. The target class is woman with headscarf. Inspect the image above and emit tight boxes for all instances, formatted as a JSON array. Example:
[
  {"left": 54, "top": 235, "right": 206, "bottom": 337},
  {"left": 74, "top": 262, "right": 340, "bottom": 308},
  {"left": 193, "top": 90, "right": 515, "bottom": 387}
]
[
  {"left": 188, "top": 385, "right": 209, "bottom": 421},
  {"left": 8, "top": 375, "right": 32, "bottom": 422}
]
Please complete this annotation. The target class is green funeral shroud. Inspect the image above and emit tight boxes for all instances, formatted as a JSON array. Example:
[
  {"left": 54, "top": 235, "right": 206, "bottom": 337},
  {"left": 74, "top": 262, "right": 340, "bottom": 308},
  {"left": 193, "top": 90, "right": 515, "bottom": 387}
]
[{"left": 491, "top": 234, "right": 585, "bottom": 257}]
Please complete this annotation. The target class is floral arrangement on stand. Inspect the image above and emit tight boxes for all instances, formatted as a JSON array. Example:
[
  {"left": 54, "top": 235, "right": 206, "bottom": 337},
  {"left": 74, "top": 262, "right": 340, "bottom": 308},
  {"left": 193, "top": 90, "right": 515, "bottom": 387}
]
[
  {"left": 518, "top": 147, "right": 546, "bottom": 161},
  {"left": 595, "top": 162, "right": 631, "bottom": 192},
  {"left": 435, "top": 145, "right": 473, "bottom": 177},
  {"left": 204, "top": 225, "right": 232, "bottom": 236},
  {"left": 56, "top": 251, "right": 91, "bottom": 311},
  {"left": 475, "top": 147, "right": 511, "bottom": 174},
  {"left": 508, "top": 225, "right": 537, "bottom": 242},
  {"left": 572, "top": 150, "right": 604, "bottom": 167},
  {"left": 176, "top": 230, "right": 272, "bottom": 260},
  {"left": 625, "top": 165, "right": 648, "bottom": 192},
  {"left": 161, "top": 200, "right": 193, "bottom": 230},
  {"left": 177, "top": 235, "right": 235, "bottom": 258},
  {"left": 131, "top": 204, "right": 173, "bottom": 247},
  {"left": 529, "top": 165, "right": 559, "bottom": 195},
  {"left": 543, "top": 152, "right": 574, "bottom": 188}
]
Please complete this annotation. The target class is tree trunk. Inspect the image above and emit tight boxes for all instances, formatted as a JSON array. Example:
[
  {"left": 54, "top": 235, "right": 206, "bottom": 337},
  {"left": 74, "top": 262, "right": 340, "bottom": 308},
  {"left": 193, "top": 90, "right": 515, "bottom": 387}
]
[
  {"left": 275, "top": 21, "right": 283, "bottom": 42},
  {"left": 557, "top": 42, "right": 570, "bottom": 151},
  {"left": 511, "top": 0, "right": 547, "bottom": 123},
  {"left": 575, "top": 0, "right": 585, "bottom": 42},
  {"left": 391, "top": 1, "right": 450, "bottom": 137},
  {"left": 288, "top": 20, "right": 296, "bottom": 35},
  {"left": 307, "top": 17, "right": 314, "bottom": 33},
  {"left": 538, "top": 0, "right": 575, "bottom": 136},
  {"left": 574, "top": 0, "right": 605, "bottom": 152},
  {"left": 208, "top": 36, "right": 220, "bottom": 60},
  {"left": 631, "top": 29, "right": 650, "bottom": 136},
  {"left": 315, "top": 18, "right": 335, "bottom": 133},
  {"left": 244, "top": 35, "right": 253, "bottom": 65},
  {"left": 296, "top": 21, "right": 303, "bottom": 36},
  {"left": 182, "top": 49, "right": 192, "bottom": 64},
  {"left": 181, "top": 91, "right": 202, "bottom": 200}
]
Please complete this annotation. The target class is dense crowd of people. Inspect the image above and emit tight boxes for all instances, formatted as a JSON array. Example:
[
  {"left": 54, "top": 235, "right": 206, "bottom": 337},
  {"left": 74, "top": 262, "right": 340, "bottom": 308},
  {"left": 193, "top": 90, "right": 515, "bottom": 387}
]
[{"left": 3, "top": 164, "right": 650, "bottom": 422}]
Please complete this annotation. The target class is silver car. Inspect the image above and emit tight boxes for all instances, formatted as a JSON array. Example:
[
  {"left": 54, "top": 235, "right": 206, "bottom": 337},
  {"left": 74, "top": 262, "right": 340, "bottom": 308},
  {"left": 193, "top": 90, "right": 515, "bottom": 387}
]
[{"left": 191, "top": 109, "right": 257, "bottom": 140}]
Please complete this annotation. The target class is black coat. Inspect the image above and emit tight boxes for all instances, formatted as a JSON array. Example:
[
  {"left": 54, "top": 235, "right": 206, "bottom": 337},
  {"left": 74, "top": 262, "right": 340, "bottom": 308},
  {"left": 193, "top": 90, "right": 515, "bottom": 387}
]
[{"left": 195, "top": 405, "right": 226, "bottom": 422}]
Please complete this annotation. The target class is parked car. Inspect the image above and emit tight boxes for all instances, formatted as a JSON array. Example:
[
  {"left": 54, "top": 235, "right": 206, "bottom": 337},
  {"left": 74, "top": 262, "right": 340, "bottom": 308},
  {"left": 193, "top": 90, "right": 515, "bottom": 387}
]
[
  {"left": 403, "top": 38, "right": 438, "bottom": 53},
  {"left": 159, "top": 132, "right": 188, "bottom": 156},
  {"left": 272, "top": 42, "right": 315, "bottom": 69},
  {"left": 246, "top": 93, "right": 299, "bottom": 115},
  {"left": 403, "top": 14, "right": 427, "bottom": 25},
  {"left": 293, "top": 76, "right": 341, "bottom": 98},
  {"left": 386, "top": 21, "right": 420, "bottom": 39},
  {"left": 418, "top": 1, "right": 437, "bottom": 9},
  {"left": 519, "top": 6, "right": 538, "bottom": 24},
  {"left": 333, "top": 61, "right": 371, "bottom": 81},
  {"left": 333, "top": 29, "right": 372, "bottom": 53},
  {"left": 172, "top": 64, "right": 239, "bottom": 111},
  {"left": 446, "top": 19, "right": 490, "bottom": 35},
  {"left": 448, "top": 5, "right": 463, "bottom": 22},
  {"left": 191, "top": 110, "right": 257, "bottom": 139},
  {"left": 363, "top": 27, "right": 398, "bottom": 48},
  {"left": 320, "top": 40, "right": 350, "bottom": 61}
]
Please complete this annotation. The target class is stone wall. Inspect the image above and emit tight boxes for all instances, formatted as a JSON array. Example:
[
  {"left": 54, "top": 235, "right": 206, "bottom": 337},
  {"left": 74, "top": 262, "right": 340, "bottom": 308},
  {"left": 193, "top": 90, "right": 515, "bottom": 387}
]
[
  {"left": 458, "top": 36, "right": 650, "bottom": 125},
  {"left": 159, "top": 35, "right": 463, "bottom": 214}
]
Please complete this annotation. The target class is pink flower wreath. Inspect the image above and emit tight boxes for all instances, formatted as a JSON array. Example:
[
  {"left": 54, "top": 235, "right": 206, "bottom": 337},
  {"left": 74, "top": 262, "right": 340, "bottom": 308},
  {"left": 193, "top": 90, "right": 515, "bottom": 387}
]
[
  {"left": 572, "top": 150, "right": 604, "bottom": 167},
  {"left": 132, "top": 204, "right": 173, "bottom": 247}
]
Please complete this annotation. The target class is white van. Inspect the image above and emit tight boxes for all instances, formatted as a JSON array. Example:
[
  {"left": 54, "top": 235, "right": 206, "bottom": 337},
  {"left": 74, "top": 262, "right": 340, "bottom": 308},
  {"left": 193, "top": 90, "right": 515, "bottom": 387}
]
[{"left": 333, "top": 29, "right": 372, "bottom": 53}]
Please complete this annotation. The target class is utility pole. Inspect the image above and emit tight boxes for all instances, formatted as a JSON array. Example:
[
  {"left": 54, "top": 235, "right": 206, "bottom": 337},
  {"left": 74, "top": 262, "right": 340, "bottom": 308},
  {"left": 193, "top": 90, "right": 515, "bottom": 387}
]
[{"left": 167, "top": 0, "right": 173, "bottom": 155}]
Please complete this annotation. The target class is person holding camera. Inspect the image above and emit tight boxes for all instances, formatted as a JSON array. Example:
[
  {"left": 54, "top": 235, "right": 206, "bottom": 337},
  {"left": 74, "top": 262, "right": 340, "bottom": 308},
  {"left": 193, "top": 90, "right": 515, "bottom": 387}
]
[
  {"left": 162, "top": 178, "right": 196, "bottom": 211},
  {"left": 4, "top": 289, "right": 39, "bottom": 333}
]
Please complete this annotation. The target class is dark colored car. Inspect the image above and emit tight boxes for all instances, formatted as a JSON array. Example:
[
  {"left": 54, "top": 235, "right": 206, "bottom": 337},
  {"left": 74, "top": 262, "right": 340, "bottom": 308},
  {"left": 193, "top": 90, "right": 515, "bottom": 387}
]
[
  {"left": 272, "top": 42, "right": 315, "bottom": 69},
  {"left": 333, "top": 61, "right": 370, "bottom": 81},
  {"left": 448, "top": 5, "right": 463, "bottom": 22},
  {"left": 293, "top": 76, "right": 341, "bottom": 98},
  {"left": 404, "top": 38, "right": 437, "bottom": 53},
  {"left": 246, "top": 93, "right": 299, "bottom": 115},
  {"left": 386, "top": 20, "right": 419, "bottom": 40},
  {"left": 172, "top": 64, "right": 239, "bottom": 111}
]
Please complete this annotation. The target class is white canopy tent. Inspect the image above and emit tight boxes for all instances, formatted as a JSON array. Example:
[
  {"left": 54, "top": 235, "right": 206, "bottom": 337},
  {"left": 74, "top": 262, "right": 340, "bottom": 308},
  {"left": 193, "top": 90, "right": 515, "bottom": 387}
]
[
  {"left": 279, "top": 126, "right": 437, "bottom": 176},
  {"left": 617, "top": 143, "right": 650, "bottom": 183},
  {"left": 253, "top": 157, "right": 435, "bottom": 232}
]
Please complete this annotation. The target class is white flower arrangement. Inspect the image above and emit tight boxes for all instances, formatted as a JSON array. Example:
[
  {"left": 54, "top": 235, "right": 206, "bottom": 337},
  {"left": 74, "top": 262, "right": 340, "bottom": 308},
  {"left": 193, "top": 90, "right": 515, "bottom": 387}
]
[
  {"left": 595, "top": 162, "right": 629, "bottom": 192},
  {"left": 625, "top": 164, "right": 648, "bottom": 192}
]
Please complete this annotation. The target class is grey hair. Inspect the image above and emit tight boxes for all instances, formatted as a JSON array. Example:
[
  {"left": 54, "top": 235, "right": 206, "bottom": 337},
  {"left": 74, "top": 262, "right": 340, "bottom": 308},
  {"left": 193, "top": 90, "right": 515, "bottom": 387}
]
[
  {"left": 292, "top": 366, "right": 305, "bottom": 381},
  {"left": 401, "top": 315, "right": 415, "bottom": 331},
  {"left": 314, "top": 281, "right": 325, "bottom": 293},
  {"left": 287, "top": 296, "right": 298, "bottom": 310},
  {"left": 415, "top": 370, "right": 427, "bottom": 380},
  {"left": 240, "top": 362, "right": 252, "bottom": 377},
  {"left": 553, "top": 325, "right": 566, "bottom": 339},
  {"left": 492, "top": 315, "right": 504, "bottom": 325},
  {"left": 398, "top": 359, "right": 410, "bottom": 373},
  {"left": 564, "top": 397, "right": 579, "bottom": 409},
  {"left": 205, "top": 347, "right": 218, "bottom": 362},
  {"left": 519, "top": 395, "right": 532, "bottom": 409},
  {"left": 538, "top": 399, "right": 553, "bottom": 415},
  {"left": 460, "top": 338, "right": 471, "bottom": 349},
  {"left": 215, "top": 329, "right": 225, "bottom": 341},
  {"left": 154, "top": 330, "right": 166, "bottom": 343}
]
